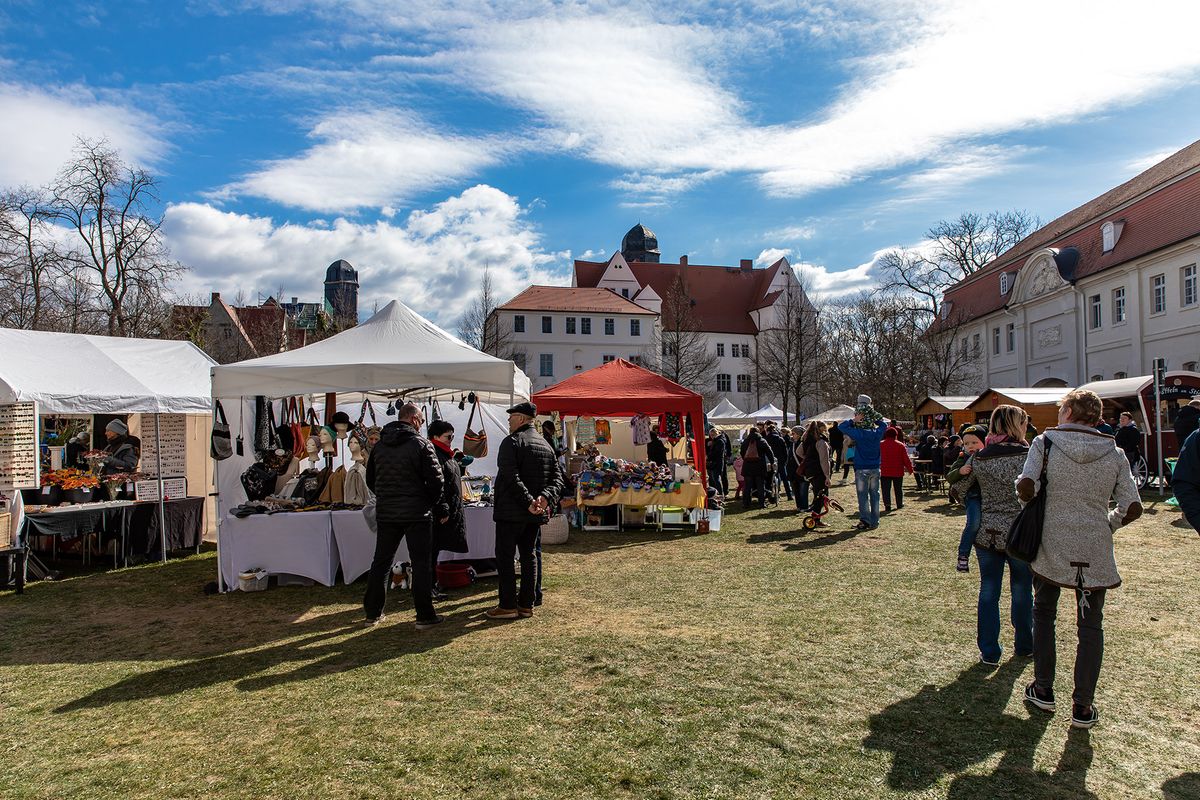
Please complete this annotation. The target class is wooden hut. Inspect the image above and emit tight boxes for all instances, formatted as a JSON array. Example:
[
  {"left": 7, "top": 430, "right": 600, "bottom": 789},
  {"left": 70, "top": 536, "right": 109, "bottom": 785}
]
[
  {"left": 914, "top": 396, "right": 976, "bottom": 434},
  {"left": 965, "top": 387, "right": 1072, "bottom": 433}
]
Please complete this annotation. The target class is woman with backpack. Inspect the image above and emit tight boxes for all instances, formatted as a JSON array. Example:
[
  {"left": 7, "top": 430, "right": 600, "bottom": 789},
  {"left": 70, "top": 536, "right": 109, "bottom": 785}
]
[{"left": 740, "top": 427, "right": 775, "bottom": 509}]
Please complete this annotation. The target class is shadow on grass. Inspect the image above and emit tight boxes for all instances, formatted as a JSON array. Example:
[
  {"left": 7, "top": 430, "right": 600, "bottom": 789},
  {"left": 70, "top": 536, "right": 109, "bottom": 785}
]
[
  {"left": 863, "top": 659, "right": 1098, "bottom": 798},
  {"left": 1163, "top": 773, "right": 1200, "bottom": 799},
  {"left": 559, "top": 528, "right": 706, "bottom": 554}
]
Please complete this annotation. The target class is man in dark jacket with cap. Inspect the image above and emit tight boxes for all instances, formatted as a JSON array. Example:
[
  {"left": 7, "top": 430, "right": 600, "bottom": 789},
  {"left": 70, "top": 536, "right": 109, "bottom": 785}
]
[
  {"left": 488, "top": 401, "right": 563, "bottom": 619},
  {"left": 102, "top": 420, "right": 140, "bottom": 475},
  {"left": 363, "top": 403, "right": 445, "bottom": 628}
]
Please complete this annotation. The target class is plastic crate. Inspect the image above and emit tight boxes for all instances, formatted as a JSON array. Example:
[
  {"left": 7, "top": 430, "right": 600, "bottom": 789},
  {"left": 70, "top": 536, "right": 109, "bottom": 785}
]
[{"left": 237, "top": 570, "right": 269, "bottom": 592}]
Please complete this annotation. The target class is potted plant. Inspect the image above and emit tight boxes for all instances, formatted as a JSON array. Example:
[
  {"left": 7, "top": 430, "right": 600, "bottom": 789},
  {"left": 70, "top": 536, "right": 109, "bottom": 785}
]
[
  {"left": 44, "top": 469, "right": 101, "bottom": 504},
  {"left": 101, "top": 471, "right": 142, "bottom": 501}
]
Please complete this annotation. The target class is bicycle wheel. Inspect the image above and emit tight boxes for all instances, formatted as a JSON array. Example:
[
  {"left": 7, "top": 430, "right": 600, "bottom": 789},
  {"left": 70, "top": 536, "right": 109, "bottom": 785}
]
[{"left": 1132, "top": 456, "right": 1149, "bottom": 490}]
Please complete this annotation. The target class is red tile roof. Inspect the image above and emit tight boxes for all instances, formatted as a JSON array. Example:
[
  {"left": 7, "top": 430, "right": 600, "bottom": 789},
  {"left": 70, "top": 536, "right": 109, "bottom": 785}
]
[
  {"left": 941, "top": 139, "right": 1200, "bottom": 326},
  {"left": 574, "top": 259, "right": 783, "bottom": 334},
  {"left": 497, "top": 286, "right": 657, "bottom": 315}
]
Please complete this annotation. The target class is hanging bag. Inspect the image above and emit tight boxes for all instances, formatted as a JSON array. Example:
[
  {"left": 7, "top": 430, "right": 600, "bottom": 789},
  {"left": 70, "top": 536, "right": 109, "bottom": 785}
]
[
  {"left": 462, "top": 399, "right": 488, "bottom": 458},
  {"left": 288, "top": 398, "right": 306, "bottom": 459},
  {"left": 272, "top": 399, "right": 294, "bottom": 455},
  {"left": 211, "top": 401, "right": 233, "bottom": 461},
  {"left": 1007, "top": 439, "right": 1053, "bottom": 562}
]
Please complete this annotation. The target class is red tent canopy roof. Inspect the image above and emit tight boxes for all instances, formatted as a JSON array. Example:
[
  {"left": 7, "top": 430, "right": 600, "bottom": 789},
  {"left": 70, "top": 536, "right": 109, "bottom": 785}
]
[{"left": 532, "top": 358, "right": 701, "bottom": 417}]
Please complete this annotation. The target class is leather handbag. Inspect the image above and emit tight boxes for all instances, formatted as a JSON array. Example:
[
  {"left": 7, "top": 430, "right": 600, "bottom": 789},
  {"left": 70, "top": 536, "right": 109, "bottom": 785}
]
[
  {"left": 1007, "top": 439, "right": 1052, "bottom": 562},
  {"left": 272, "top": 399, "right": 294, "bottom": 455},
  {"left": 211, "top": 401, "right": 233, "bottom": 460},
  {"left": 462, "top": 399, "right": 488, "bottom": 458},
  {"left": 241, "top": 461, "right": 277, "bottom": 501},
  {"left": 354, "top": 398, "right": 378, "bottom": 442},
  {"left": 288, "top": 398, "right": 306, "bottom": 459}
]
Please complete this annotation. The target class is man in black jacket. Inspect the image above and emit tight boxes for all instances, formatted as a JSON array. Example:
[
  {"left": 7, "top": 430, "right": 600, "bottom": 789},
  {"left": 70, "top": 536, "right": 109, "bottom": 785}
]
[
  {"left": 764, "top": 422, "right": 792, "bottom": 501},
  {"left": 1114, "top": 411, "right": 1142, "bottom": 469},
  {"left": 363, "top": 404, "right": 445, "bottom": 628},
  {"left": 1175, "top": 398, "right": 1200, "bottom": 446},
  {"left": 740, "top": 428, "right": 776, "bottom": 508},
  {"left": 488, "top": 401, "right": 563, "bottom": 619},
  {"left": 704, "top": 426, "right": 727, "bottom": 496}
]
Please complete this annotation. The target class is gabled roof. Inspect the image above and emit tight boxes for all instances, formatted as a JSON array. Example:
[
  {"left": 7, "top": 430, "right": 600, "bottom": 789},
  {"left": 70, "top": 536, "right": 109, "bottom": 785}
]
[
  {"left": 496, "top": 286, "right": 656, "bottom": 315},
  {"left": 575, "top": 258, "right": 789, "bottom": 334},
  {"left": 941, "top": 139, "right": 1200, "bottom": 324}
]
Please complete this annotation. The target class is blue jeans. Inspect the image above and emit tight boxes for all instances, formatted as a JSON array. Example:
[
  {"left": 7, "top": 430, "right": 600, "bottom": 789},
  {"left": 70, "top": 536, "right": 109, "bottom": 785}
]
[
  {"left": 975, "top": 546, "right": 1033, "bottom": 662},
  {"left": 854, "top": 468, "right": 880, "bottom": 526},
  {"left": 958, "top": 495, "right": 981, "bottom": 560}
]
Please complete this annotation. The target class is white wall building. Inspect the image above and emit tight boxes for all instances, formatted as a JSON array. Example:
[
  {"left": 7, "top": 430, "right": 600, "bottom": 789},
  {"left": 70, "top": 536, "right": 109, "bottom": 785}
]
[{"left": 940, "top": 140, "right": 1200, "bottom": 391}]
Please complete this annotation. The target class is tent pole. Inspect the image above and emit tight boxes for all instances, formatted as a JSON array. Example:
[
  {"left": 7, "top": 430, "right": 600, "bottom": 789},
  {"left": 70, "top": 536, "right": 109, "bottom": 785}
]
[{"left": 155, "top": 413, "right": 167, "bottom": 564}]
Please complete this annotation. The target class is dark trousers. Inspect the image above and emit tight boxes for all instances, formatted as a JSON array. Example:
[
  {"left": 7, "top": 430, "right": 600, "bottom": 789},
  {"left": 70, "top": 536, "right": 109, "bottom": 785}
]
[
  {"left": 720, "top": 464, "right": 729, "bottom": 495},
  {"left": 881, "top": 476, "right": 904, "bottom": 509},
  {"left": 808, "top": 472, "right": 828, "bottom": 509},
  {"left": 792, "top": 474, "right": 809, "bottom": 510},
  {"left": 841, "top": 462, "right": 852, "bottom": 480},
  {"left": 743, "top": 474, "right": 767, "bottom": 508},
  {"left": 778, "top": 468, "right": 793, "bottom": 499},
  {"left": 707, "top": 467, "right": 723, "bottom": 496},
  {"left": 1033, "top": 578, "right": 1106, "bottom": 708},
  {"left": 496, "top": 521, "right": 540, "bottom": 609},
  {"left": 364, "top": 519, "right": 434, "bottom": 622}
]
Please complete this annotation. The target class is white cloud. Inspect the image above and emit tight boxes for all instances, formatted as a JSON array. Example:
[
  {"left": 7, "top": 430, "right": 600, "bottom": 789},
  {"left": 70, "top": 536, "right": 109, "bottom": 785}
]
[
  {"left": 767, "top": 223, "right": 817, "bottom": 242},
  {"left": 223, "top": 109, "right": 507, "bottom": 212},
  {"left": 1123, "top": 145, "right": 1185, "bottom": 176},
  {"left": 0, "top": 83, "right": 168, "bottom": 186},
  {"left": 164, "top": 184, "right": 569, "bottom": 326},
  {"left": 756, "top": 247, "right": 791, "bottom": 267}
]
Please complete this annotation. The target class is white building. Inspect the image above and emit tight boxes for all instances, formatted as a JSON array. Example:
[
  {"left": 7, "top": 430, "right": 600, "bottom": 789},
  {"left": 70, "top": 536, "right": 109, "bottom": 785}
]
[
  {"left": 940, "top": 140, "right": 1200, "bottom": 391},
  {"left": 487, "top": 286, "right": 659, "bottom": 393}
]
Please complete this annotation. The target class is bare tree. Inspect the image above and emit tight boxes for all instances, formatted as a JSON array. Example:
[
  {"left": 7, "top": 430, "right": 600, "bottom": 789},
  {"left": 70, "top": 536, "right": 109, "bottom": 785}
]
[
  {"left": 463, "top": 267, "right": 522, "bottom": 361},
  {"left": 0, "top": 187, "right": 62, "bottom": 329},
  {"left": 644, "top": 275, "right": 719, "bottom": 400},
  {"left": 51, "top": 138, "right": 185, "bottom": 337},
  {"left": 751, "top": 270, "right": 823, "bottom": 423}
]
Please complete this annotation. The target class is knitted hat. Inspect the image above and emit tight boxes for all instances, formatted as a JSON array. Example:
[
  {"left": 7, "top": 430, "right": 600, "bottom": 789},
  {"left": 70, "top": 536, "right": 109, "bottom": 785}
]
[
  {"left": 856, "top": 394, "right": 872, "bottom": 407},
  {"left": 105, "top": 419, "right": 128, "bottom": 436}
]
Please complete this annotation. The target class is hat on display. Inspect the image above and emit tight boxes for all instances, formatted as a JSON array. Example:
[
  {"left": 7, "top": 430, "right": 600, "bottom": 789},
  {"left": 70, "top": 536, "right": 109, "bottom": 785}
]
[
  {"left": 105, "top": 420, "right": 128, "bottom": 436},
  {"left": 331, "top": 411, "right": 352, "bottom": 427},
  {"left": 506, "top": 401, "right": 537, "bottom": 417}
]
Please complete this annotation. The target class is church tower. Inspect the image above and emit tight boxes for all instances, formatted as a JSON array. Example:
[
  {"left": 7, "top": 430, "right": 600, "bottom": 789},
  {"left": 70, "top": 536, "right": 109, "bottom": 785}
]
[
  {"left": 324, "top": 259, "right": 359, "bottom": 327},
  {"left": 620, "top": 223, "right": 660, "bottom": 263}
]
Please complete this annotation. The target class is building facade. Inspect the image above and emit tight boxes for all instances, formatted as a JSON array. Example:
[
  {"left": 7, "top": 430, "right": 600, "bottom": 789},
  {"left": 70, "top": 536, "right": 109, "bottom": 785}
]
[{"left": 940, "top": 141, "right": 1200, "bottom": 391}]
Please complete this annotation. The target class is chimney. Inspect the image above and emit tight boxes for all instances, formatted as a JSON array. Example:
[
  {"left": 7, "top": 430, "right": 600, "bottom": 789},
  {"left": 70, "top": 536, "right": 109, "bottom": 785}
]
[
  {"left": 679, "top": 255, "right": 688, "bottom": 266},
  {"left": 740, "top": 259, "right": 753, "bottom": 271},
  {"left": 291, "top": 297, "right": 298, "bottom": 305},
  {"left": 211, "top": 292, "right": 221, "bottom": 303}
]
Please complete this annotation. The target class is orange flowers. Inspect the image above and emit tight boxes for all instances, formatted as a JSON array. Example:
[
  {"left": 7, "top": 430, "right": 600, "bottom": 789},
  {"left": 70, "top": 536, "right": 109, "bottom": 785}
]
[{"left": 41, "top": 469, "right": 100, "bottom": 490}]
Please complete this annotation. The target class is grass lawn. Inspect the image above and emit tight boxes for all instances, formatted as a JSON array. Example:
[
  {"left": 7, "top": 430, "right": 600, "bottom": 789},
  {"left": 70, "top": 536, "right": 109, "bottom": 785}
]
[{"left": 2, "top": 481, "right": 1198, "bottom": 799}]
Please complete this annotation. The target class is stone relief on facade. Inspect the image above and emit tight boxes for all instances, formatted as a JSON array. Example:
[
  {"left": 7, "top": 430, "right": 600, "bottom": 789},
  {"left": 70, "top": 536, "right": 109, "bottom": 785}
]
[
  {"left": 1037, "top": 324, "right": 1062, "bottom": 350},
  {"left": 1025, "top": 256, "right": 1065, "bottom": 300}
]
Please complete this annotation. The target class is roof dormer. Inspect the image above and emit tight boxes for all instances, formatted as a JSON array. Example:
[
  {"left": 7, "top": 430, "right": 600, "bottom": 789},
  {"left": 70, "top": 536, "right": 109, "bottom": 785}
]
[{"left": 1101, "top": 219, "right": 1125, "bottom": 254}]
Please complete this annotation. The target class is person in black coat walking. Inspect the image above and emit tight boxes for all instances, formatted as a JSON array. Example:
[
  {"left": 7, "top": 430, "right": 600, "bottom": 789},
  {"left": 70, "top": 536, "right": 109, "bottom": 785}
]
[
  {"left": 764, "top": 422, "right": 793, "bottom": 501},
  {"left": 488, "top": 402, "right": 564, "bottom": 619},
  {"left": 364, "top": 404, "right": 445, "bottom": 628},
  {"left": 1175, "top": 398, "right": 1200, "bottom": 446},
  {"left": 704, "top": 426, "right": 727, "bottom": 496},
  {"left": 427, "top": 420, "right": 470, "bottom": 599},
  {"left": 1114, "top": 411, "right": 1142, "bottom": 468},
  {"left": 740, "top": 428, "right": 776, "bottom": 508}
]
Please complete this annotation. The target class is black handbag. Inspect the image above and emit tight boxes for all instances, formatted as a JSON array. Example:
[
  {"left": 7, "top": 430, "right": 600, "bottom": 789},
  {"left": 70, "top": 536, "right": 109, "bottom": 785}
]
[
  {"left": 241, "top": 461, "right": 277, "bottom": 501},
  {"left": 1006, "top": 439, "right": 1052, "bottom": 562},
  {"left": 211, "top": 401, "right": 233, "bottom": 461},
  {"left": 291, "top": 467, "right": 329, "bottom": 505},
  {"left": 271, "top": 399, "right": 294, "bottom": 455}
]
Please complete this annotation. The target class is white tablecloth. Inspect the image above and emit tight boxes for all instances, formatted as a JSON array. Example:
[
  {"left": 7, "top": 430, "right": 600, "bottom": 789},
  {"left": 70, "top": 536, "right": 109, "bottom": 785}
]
[
  {"left": 219, "top": 512, "right": 338, "bottom": 590},
  {"left": 330, "top": 506, "right": 497, "bottom": 584}
]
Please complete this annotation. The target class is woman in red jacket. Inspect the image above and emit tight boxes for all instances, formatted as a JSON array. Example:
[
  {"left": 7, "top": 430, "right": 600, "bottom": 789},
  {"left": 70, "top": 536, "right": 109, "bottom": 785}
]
[{"left": 880, "top": 427, "right": 914, "bottom": 513}]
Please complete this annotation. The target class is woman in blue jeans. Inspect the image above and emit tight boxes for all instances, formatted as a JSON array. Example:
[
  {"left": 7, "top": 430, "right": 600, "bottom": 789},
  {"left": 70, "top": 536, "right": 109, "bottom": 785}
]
[{"left": 953, "top": 405, "right": 1033, "bottom": 665}]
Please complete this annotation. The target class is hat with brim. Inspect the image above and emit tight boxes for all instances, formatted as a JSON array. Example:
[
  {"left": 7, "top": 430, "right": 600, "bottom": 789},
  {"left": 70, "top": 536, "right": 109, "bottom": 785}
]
[{"left": 506, "top": 401, "right": 537, "bottom": 417}]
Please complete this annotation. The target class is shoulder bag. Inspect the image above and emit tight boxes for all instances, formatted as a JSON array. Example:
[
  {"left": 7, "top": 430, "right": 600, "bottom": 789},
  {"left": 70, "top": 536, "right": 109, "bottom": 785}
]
[
  {"left": 462, "top": 399, "right": 488, "bottom": 458},
  {"left": 1006, "top": 439, "right": 1053, "bottom": 562},
  {"left": 288, "top": 398, "right": 306, "bottom": 459},
  {"left": 211, "top": 401, "right": 233, "bottom": 460}
]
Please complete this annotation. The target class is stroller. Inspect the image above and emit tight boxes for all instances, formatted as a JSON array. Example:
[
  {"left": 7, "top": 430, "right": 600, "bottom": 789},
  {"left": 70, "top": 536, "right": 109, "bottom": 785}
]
[{"left": 802, "top": 494, "right": 843, "bottom": 530}]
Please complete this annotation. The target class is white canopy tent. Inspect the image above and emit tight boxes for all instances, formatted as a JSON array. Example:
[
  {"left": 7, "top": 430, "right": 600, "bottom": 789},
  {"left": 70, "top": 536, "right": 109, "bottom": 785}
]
[
  {"left": 811, "top": 404, "right": 855, "bottom": 423},
  {"left": 210, "top": 300, "right": 530, "bottom": 403},
  {"left": 707, "top": 398, "right": 747, "bottom": 424},
  {"left": 0, "top": 328, "right": 215, "bottom": 414},
  {"left": 747, "top": 403, "right": 791, "bottom": 423}
]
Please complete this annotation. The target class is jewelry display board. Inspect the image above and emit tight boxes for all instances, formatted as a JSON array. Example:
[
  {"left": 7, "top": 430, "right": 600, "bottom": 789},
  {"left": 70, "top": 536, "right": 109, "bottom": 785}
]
[
  {"left": 0, "top": 402, "right": 39, "bottom": 489},
  {"left": 134, "top": 476, "right": 188, "bottom": 502},
  {"left": 138, "top": 414, "right": 188, "bottom": 478}
]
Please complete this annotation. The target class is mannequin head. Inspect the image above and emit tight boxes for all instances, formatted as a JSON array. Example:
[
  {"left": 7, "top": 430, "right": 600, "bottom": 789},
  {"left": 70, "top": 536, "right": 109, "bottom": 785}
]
[
  {"left": 348, "top": 436, "right": 366, "bottom": 462},
  {"left": 305, "top": 435, "right": 319, "bottom": 456},
  {"left": 318, "top": 426, "right": 336, "bottom": 452}
]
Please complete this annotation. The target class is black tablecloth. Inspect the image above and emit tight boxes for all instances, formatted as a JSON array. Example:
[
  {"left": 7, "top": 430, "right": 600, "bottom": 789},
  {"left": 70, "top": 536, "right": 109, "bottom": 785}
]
[
  {"left": 21, "top": 505, "right": 129, "bottom": 541},
  {"left": 126, "top": 497, "right": 204, "bottom": 556}
]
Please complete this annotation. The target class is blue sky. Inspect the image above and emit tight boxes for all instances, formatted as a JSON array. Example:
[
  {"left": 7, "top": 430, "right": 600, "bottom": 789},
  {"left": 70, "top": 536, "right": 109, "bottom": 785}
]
[{"left": 2, "top": 1, "right": 1199, "bottom": 325}]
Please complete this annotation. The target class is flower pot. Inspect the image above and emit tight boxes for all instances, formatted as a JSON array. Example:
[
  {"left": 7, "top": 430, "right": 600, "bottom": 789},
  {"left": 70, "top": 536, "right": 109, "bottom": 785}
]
[
  {"left": 63, "top": 487, "right": 95, "bottom": 505},
  {"left": 103, "top": 483, "right": 121, "bottom": 501},
  {"left": 37, "top": 485, "right": 63, "bottom": 506}
]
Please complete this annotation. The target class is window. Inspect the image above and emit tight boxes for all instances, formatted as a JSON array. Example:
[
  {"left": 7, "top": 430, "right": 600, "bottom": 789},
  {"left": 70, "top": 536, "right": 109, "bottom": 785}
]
[
  {"left": 621, "top": 288, "right": 630, "bottom": 298},
  {"left": 728, "top": 340, "right": 737, "bottom": 355},
  {"left": 1102, "top": 221, "right": 1116, "bottom": 253},
  {"left": 602, "top": 355, "right": 616, "bottom": 363},
  {"left": 740, "top": 344, "right": 750, "bottom": 358},
  {"left": 960, "top": 337, "right": 968, "bottom": 357},
  {"left": 1183, "top": 361, "right": 1198, "bottom": 373},
  {"left": 513, "top": 315, "right": 525, "bottom": 333},
  {"left": 581, "top": 317, "right": 592, "bottom": 335},
  {"left": 539, "top": 354, "right": 553, "bottom": 377},
  {"left": 971, "top": 333, "right": 981, "bottom": 354},
  {"left": 992, "top": 327, "right": 1001, "bottom": 355},
  {"left": 541, "top": 316, "right": 552, "bottom": 334},
  {"left": 1006, "top": 323, "right": 1015, "bottom": 352},
  {"left": 736, "top": 374, "right": 752, "bottom": 393},
  {"left": 661, "top": 340, "right": 676, "bottom": 356},
  {"left": 1113, "top": 371, "right": 1127, "bottom": 379},
  {"left": 1089, "top": 294, "right": 1102, "bottom": 330},
  {"left": 604, "top": 318, "right": 615, "bottom": 335},
  {"left": 1152, "top": 274, "right": 1167, "bottom": 314},
  {"left": 716, "top": 373, "right": 731, "bottom": 392},
  {"left": 1183, "top": 264, "right": 1198, "bottom": 307},
  {"left": 630, "top": 319, "right": 641, "bottom": 336},
  {"left": 716, "top": 343, "right": 725, "bottom": 357},
  {"left": 1112, "top": 287, "right": 1126, "bottom": 323},
  {"left": 1091, "top": 374, "right": 1104, "bottom": 382},
  {"left": 566, "top": 317, "right": 576, "bottom": 334},
  {"left": 1000, "top": 273, "right": 1010, "bottom": 295}
]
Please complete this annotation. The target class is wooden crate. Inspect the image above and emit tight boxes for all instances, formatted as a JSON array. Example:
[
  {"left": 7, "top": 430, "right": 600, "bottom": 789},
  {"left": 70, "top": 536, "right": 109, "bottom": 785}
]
[{"left": 0, "top": 512, "right": 11, "bottom": 549}]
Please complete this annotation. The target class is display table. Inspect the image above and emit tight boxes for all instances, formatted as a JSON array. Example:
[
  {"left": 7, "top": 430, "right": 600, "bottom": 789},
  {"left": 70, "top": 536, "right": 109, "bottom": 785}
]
[
  {"left": 20, "top": 498, "right": 206, "bottom": 567},
  {"left": 331, "top": 505, "right": 497, "bottom": 584},
  {"left": 124, "top": 497, "right": 205, "bottom": 558},
  {"left": 577, "top": 481, "right": 708, "bottom": 510},
  {"left": 219, "top": 511, "right": 339, "bottom": 590}
]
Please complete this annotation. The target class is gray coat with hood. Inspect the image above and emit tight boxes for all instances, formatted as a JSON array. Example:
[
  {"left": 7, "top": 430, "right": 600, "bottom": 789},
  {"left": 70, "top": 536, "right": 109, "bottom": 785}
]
[{"left": 1018, "top": 425, "right": 1141, "bottom": 589}]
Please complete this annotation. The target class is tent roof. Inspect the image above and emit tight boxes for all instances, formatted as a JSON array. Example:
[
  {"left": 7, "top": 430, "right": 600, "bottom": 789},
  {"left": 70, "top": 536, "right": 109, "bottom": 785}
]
[
  {"left": 707, "top": 398, "right": 746, "bottom": 420},
  {"left": 531, "top": 359, "right": 702, "bottom": 417},
  {"left": 210, "top": 300, "right": 530, "bottom": 402},
  {"left": 0, "top": 328, "right": 216, "bottom": 414},
  {"left": 748, "top": 403, "right": 788, "bottom": 421},
  {"left": 811, "top": 403, "right": 856, "bottom": 422},
  {"left": 915, "top": 395, "right": 977, "bottom": 413},
  {"left": 967, "top": 387, "right": 1072, "bottom": 408},
  {"left": 1077, "top": 376, "right": 1152, "bottom": 399}
]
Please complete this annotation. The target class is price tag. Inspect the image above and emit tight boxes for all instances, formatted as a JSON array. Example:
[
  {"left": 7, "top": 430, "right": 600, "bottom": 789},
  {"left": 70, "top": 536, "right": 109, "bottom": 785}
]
[{"left": 42, "top": 486, "right": 51, "bottom": 495}]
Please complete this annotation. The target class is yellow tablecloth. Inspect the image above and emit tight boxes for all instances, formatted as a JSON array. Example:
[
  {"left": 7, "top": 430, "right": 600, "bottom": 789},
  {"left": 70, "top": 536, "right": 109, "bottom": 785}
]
[{"left": 577, "top": 481, "right": 708, "bottom": 509}]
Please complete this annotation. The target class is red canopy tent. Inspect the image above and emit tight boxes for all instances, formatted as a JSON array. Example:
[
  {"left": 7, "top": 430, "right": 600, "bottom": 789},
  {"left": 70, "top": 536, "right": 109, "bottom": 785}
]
[{"left": 531, "top": 359, "right": 707, "bottom": 475}]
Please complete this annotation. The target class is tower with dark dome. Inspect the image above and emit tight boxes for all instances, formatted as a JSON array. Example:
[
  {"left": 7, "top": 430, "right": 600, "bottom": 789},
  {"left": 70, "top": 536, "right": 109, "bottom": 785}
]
[
  {"left": 324, "top": 259, "right": 359, "bottom": 326},
  {"left": 620, "top": 223, "right": 660, "bottom": 263}
]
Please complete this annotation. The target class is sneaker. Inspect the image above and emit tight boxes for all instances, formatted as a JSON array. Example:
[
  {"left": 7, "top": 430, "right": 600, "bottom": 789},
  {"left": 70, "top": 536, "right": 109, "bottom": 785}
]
[
  {"left": 1071, "top": 704, "right": 1099, "bottom": 729},
  {"left": 853, "top": 521, "right": 872, "bottom": 531},
  {"left": 364, "top": 615, "right": 385, "bottom": 627},
  {"left": 980, "top": 653, "right": 1001, "bottom": 667},
  {"left": 883, "top": 506, "right": 892, "bottom": 514},
  {"left": 1024, "top": 682, "right": 1056, "bottom": 712},
  {"left": 896, "top": 503, "right": 904, "bottom": 509},
  {"left": 430, "top": 587, "right": 449, "bottom": 602},
  {"left": 814, "top": 519, "right": 830, "bottom": 529},
  {"left": 517, "top": 606, "right": 534, "bottom": 618},
  {"left": 957, "top": 556, "right": 970, "bottom": 573},
  {"left": 415, "top": 615, "right": 443, "bottom": 630},
  {"left": 534, "top": 595, "right": 543, "bottom": 607},
  {"left": 485, "top": 606, "right": 519, "bottom": 620}
]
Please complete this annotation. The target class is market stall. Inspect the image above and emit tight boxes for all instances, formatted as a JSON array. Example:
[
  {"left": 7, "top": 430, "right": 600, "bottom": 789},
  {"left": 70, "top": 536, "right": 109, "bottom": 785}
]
[
  {"left": 210, "top": 300, "right": 529, "bottom": 591},
  {"left": 532, "top": 359, "right": 710, "bottom": 530},
  {"left": 707, "top": 398, "right": 747, "bottom": 425},
  {"left": 914, "top": 396, "right": 976, "bottom": 434},
  {"left": 0, "top": 329, "right": 216, "bottom": 571},
  {"left": 810, "top": 404, "right": 855, "bottom": 424},
  {"left": 965, "top": 387, "right": 1071, "bottom": 432}
]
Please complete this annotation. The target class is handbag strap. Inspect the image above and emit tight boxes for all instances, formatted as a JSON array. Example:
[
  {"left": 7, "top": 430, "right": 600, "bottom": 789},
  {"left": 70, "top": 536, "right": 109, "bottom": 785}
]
[
  {"left": 465, "top": 398, "right": 479, "bottom": 432},
  {"left": 266, "top": 400, "right": 280, "bottom": 448},
  {"left": 214, "top": 400, "right": 227, "bottom": 426}
]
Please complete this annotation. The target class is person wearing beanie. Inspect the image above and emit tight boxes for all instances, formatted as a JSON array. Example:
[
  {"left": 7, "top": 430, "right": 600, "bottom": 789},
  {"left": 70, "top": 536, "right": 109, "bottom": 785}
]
[
  {"left": 102, "top": 419, "right": 140, "bottom": 474},
  {"left": 838, "top": 398, "right": 890, "bottom": 530}
]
